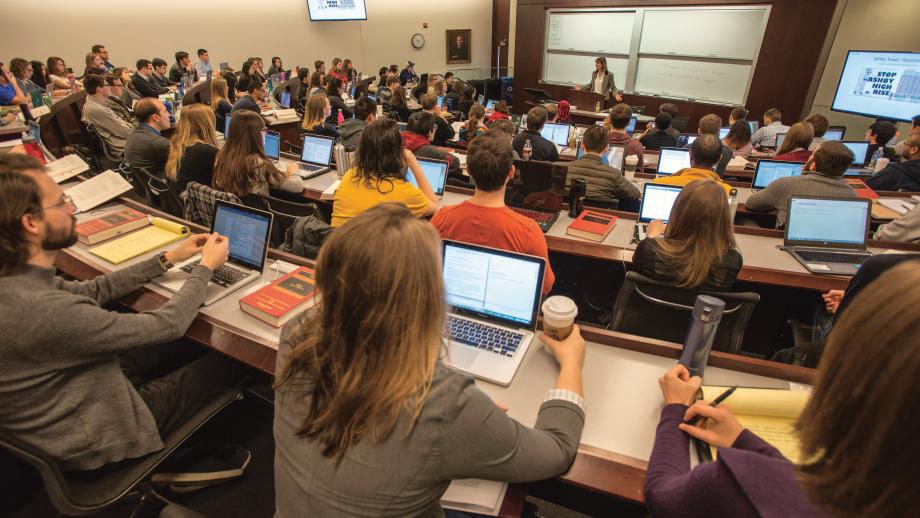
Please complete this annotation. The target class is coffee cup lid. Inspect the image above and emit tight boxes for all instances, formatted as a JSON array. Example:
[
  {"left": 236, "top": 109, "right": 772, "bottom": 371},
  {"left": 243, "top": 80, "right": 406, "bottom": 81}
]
[
  {"left": 542, "top": 296, "right": 578, "bottom": 319},
  {"left": 625, "top": 155, "right": 639, "bottom": 163}
]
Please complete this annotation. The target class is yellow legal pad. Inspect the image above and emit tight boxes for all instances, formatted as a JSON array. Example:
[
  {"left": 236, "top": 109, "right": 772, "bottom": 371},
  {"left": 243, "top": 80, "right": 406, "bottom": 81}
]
[
  {"left": 700, "top": 386, "right": 810, "bottom": 463},
  {"left": 89, "top": 217, "right": 190, "bottom": 265}
]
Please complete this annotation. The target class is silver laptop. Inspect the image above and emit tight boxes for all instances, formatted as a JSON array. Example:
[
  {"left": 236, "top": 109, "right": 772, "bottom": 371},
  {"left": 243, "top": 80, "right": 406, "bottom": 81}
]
[
  {"left": 406, "top": 157, "right": 448, "bottom": 198},
  {"left": 633, "top": 183, "right": 682, "bottom": 243},
  {"left": 824, "top": 126, "right": 845, "bottom": 141},
  {"left": 263, "top": 130, "right": 281, "bottom": 163},
  {"left": 297, "top": 134, "right": 335, "bottom": 179},
  {"left": 540, "top": 122, "right": 570, "bottom": 151},
  {"left": 784, "top": 196, "right": 872, "bottom": 276},
  {"left": 841, "top": 141, "right": 871, "bottom": 175},
  {"left": 442, "top": 240, "right": 546, "bottom": 386},
  {"left": 752, "top": 159, "right": 804, "bottom": 191},
  {"left": 774, "top": 132, "right": 787, "bottom": 150},
  {"left": 655, "top": 147, "right": 691, "bottom": 177},
  {"left": 153, "top": 200, "right": 272, "bottom": 305}
]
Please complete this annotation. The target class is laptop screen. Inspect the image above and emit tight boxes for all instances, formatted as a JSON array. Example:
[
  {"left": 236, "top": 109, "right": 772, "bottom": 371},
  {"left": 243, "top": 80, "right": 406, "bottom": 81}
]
[
  {"left": 442, "top": 240, "right": 544, "bottom": 327},
  {"left": 224, "top": 116, "right": 230, "bottom": 135},
  {"left": 211, "top": 201, "right": 272, "bottom": 271},
  {"left": 748, "top": 120, "right": 759, "bottom": 133},
  {"left": 626, "top": 116, "right": 638, "bottom": 135},
  {"left": 406, "top": 158, "right": 448, "bottom": 195},
  {"left": 280, "top": 91, "right": 291, "bottom": 109},
  {"left": 775, "top": 132, "right": 787, "bottom": 150},
  {"left": 540, "top": 123, "right": 570, "bottom": 147},
  {"left": 574, "top": 144, "right": 625, "bottom": 169},
  {"left": 753, "top": 160, "right": 803, "bottom": 189},
  {"left": 656, "top": 147, "right": 691, "bottom": 176},
  {"left": 300, "top": 135, "right": 334, "bottom": 166},
  {"left": 639, "top": 183, "right": 682, "bottom": 223},
  {"left": 437, "top": 95, "right": 444, "bottom": 109},
  {"left": 842, "top": 141, "right": 869, "bottom": 165},
  {"left": 505, "top": 161, "right": 568, "bottom": 212},
  {"left": 677, "top": 134, "right": 698, "bottom": 147},
  {"left": 718, "top": 127, "right": 730, "bottom": 139},
  {"left": 478, "top": 95, "right": 485, "bottom": 105},
  {"left": 785, "top": 197, "right": 870, "bottom": 247},
  {"left": 824, "top": 127, "right": 845, "bottom": 141},
  {"left": 485, "top": 99, "right": 497, "bottom": 111},
  {"left": 263, "top": 131, "right": 281, "bottom": 160}
]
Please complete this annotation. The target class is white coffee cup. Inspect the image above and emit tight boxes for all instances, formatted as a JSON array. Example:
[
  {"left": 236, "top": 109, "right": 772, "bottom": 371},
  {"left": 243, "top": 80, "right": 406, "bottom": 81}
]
[
  {"left": 624, "top": 155, "right": 639, "bottom": 180},
  {"left": 541, "top": 296, "right": 579, "bottom": 350},
  {"left": 874, "top": 157, "right": 890, "bottom": 172}
]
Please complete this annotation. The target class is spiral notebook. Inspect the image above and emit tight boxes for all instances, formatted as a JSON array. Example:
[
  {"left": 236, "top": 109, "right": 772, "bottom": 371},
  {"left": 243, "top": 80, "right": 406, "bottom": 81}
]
[{"left": 89, "top": 217, "right": 190, "bottom": 265}]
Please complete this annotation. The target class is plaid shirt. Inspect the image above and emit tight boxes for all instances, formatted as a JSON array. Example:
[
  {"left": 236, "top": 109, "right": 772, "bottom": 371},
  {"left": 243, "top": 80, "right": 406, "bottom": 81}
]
[
  {"left": 750, "top": 121, "right": 790, "bottom": 148},
  {"left": 181, "top": 181, "right": 240, "bottom": 227}
]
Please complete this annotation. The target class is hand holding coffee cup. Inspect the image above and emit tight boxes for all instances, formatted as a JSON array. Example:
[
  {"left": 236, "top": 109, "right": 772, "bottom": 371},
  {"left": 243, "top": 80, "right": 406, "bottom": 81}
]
[{"left": 542, "top": 296, "right": 578, "bottom": 340}]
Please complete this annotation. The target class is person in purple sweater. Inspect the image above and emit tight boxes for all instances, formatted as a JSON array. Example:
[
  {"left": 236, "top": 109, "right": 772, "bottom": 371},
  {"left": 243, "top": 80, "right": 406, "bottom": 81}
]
[{"left": 645, "top": 259, "right": 920, "bottom": 517}]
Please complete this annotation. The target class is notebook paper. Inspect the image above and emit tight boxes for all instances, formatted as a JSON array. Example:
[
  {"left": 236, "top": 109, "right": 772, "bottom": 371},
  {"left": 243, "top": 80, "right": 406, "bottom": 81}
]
[{"left": 89, "top": 217, "right": 189, "bottom": 264}]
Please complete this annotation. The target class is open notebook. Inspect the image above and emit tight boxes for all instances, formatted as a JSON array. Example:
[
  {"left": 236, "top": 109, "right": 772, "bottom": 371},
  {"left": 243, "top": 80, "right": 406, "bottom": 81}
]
[
  {"left": 89, "top": 217, "right": 190, "bottom": 265},
  {"left": 701, "top": 386, "right": 810, "bottom": 462},
  {"left": 441, "top": 479, "right": 508, "bottom": 516}
]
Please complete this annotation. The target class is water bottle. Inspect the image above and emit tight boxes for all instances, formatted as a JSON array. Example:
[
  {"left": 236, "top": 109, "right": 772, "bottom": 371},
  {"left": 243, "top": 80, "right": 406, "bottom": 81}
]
[
  {"left": 333, "top": 142, "right": 350, "bottom": 177},
  {"left": 177, "top": 80, "right": 184, "bottom": 98},
  {"left": 867, "top": 146, "right": 883, "bottom": 171},
  {"left": 568, "top": 178, "right": 586, "bottom": 218},
  {"left": 728, "top": 188, "right": 738, "bottom": 223},
  {"left": 594, "top": 101, "right": 601, "bottom": 112},
  {"left": 678, "top": 295, "right": 726, "bottom": 377},
  {"left": 336, "top": 109, "right": 344, "bottom": 125},
  {"left": 523, "top": 139, "right": 532, "bottom": 161}
]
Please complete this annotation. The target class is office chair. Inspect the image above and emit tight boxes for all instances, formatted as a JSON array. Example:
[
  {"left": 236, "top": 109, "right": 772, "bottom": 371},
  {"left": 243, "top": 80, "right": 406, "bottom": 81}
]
[
  {"left": 83, "top": 122, "right": 122, "bottom": 168},
  {"left": 256, "top": 194, "right": 326, "bottom": 249},
  {"left": 583, "top": 197, "right": 619, "bottom": 210},
  {"left": 610, "top": 271, "right": 760, "bottom": 354},
  {"left": 671, "top": 116, "right": 690, "bottom": 133},
  {"left": 129, "top": 166, "right": 185, "bottom": 218},
  {"left": 0, "top": 390, "right": 242, "bottom": 517}
]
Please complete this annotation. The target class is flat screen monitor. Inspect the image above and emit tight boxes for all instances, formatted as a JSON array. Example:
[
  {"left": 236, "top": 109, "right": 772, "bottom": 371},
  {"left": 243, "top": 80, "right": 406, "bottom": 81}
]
[
  {"left": 749, "top": 120, "right": 759, "bottom": 133},
  {"left": 306, "top": 0, "right": 367, "bottom": 21},
  {"left": 280, "top": 91, "right": 291, "bottom": 109},
  {"left": 831, "top": 50, "right": 920, "bottom": 122},
  {"left": 842, "top": 141, "right": 870, "bottom": 165},
  {"left": 753, "top": 160, "right": 804, "bottom": 190},
  {"left": 824, "top": 127, "right": 846, "bottom": 141},
  {"left": 655, "top": 147, "right": 691, "bottom": 176}
]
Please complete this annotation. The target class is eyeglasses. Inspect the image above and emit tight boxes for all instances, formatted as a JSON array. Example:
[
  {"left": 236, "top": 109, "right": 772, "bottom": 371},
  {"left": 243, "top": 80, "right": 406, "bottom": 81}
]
[{"left": 43, "top": 194, "right": 80, "bottom": 214}]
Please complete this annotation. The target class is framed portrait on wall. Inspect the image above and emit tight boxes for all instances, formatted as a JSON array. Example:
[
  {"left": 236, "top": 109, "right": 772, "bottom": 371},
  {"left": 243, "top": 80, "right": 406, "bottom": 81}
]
[{"left": 446, "top": 29, "right": 472, "bottom": 64}]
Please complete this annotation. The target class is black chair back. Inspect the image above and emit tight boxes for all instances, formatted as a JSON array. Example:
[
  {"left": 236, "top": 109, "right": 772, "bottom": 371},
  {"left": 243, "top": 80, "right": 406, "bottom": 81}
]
[
  {"left": 258, "top": 193, "right": 326, "bottom": 248},
  {"left": 610, "top": 271, "right": 759, "bottom": 354},
  {"left": 131, "top": 166, "right": 185, "bottom": 217}
]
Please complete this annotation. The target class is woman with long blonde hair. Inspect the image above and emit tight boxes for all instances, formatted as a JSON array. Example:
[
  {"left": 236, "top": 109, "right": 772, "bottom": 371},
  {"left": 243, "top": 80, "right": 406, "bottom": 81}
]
[
  {"left": 165, "top": 104, "right": 219, "bottom": 192},
  {"left": 634, "top": 179, "right": 741, "bottom": 289},
  {"left": 300, "top": 92, "right": 339, "bottom": 139},
  {"left": 210, "top": 75, "right": 233, "bottom": 134},
  {"left": 274, "top": 202, "right": 587, "bottom": 517}
]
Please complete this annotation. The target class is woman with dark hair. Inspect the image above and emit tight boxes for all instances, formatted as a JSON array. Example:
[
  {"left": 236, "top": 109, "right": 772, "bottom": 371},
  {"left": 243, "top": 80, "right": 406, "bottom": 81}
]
[
  {"left": 331, "top": 119, "right": 438, "bottom": 227},
  {"left": 387, "top": 86, "right": 412, "bottom": 122},
  {"left": 487, "top": 100, "right": 511, "bottom": 123},
  {"left": 237, "top": 60, "right": 259, "bottom": 94},
  {"left": 723, "top": 119, "right": 753, "bottom": 158},
  {"left": 575, "top": 56, "right": 621, "bottom": 102},
  {"left": 342, "top": 59, "right": 357, "bottom": 84},
  {"left": 329, "top": 57, "right": 347, "bottom": 83},
  {"left": 267, "top": 57, "right": 284, "bottom": 77},
  {"left": 47, "top": 56, "right": 78, "bottom": 91},
  {"left": 212, "top": 110, "right": 303, "bottom": 197},
  {"left": 324, "top": 76, "right": 353, "bottom": 125},
  {"left": 29, "top": 60, "right": 47, "bottom": 90}
]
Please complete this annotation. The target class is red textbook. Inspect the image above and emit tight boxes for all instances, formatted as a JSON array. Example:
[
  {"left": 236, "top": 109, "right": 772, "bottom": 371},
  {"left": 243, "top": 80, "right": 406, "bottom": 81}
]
[
  {"left": 565, "top": 210, "right": 618, "bottom": 242},
  {"left": 239, "top": 267, "right": 317, "bottom": 327}
]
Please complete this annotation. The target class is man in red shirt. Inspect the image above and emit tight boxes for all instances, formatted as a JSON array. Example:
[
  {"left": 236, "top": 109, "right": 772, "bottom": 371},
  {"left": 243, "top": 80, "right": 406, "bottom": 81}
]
[{"left": 431, "top": 133, "right": 555, "bottom": 294}]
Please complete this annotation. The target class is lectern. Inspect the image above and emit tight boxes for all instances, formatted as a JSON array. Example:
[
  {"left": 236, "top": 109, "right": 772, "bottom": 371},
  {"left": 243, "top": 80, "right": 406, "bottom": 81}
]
[{"left": 568, "top": 89, "right": 607, "bottom": 112}]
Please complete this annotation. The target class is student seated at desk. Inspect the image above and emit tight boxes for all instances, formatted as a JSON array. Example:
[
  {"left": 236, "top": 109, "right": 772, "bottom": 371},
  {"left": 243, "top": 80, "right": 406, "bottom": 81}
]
[
  {"left": 387, "top": 86, "right": 412, "bottom": 122},
  {"left": 236, "top": 60, "right": 259, "bottom": 94},
  {"left": 874, "top": 202, "right": 920, "bottom": 242},
  {"left": 562, "top": 124, "right": 641, "bottom": 211},
  {"left": 166, "top": 104, "right": 219, "bottom": 193},
  {"left": 232, "top": 79, "right": 265, "bottom": 114},
  {"left": 745, "top": 141, "right": 857, "bottom": 227},
  {"left": 420, "top": 93, "right": 455, "bottom": 146},
  {"left": 805, "top": 113, "right": 830, "bottom": 151},
  {"left": 399, "top": 60, "right": 418, "bottom": 85},
  {"left": 266, "top": 56, "right": 284, "bottom": 78},
  {"left": 124, "top": 99, "right": 171, "bottom": 178},
  {"left": 377, "top": 75, "right": 398, "bottom": 106},
  {"left": 773, "top": 121, "right": 814, "bottom": 162},
  {"left": 750, "top": 107, "right": 790, "bottom": 149},
  {"left": 210, "top": 75, "right": 233, "bottom": 134},
  {"left": 864, "top": 120, "right": 900, "bottom": 164},
  {"left": 433, "top": 133, "right": 556, "bottom": 294},
  {"left": 605, "top": 103, "right": 644, "bottom": 170},
  {"left": 274, "top": 203, "right": 585, "bottom": 517},
  {"left": 151, "top": 58, "right": 177, "bottom": 91},
  {"left": 332, "top": 119, "right": 438, "bottom": 227},
  {"left": 488, "top": 119, "right": 523, "bottom": 160},
  {"left": 83, "top": 51, "right": 107, "bottom": 78},
  {"left": 686, "top": 114, "right": 733, "bottom": 177},
  {"left": 194, "top": 49, "right": 211, "bottom": 79},
  {"left": 487, "top": 100, "right": 511, "bottom": 123},
  {"left": 213, "top": 111, "right": 303, "bottom": 197},
  {"left": 323, "top": 77, "right": 353, "bottom": 125},
  {"left": 46, "top": 56, "right": 79, "bottom": 91},
  {"left": 294, "top": 67, "right": 310, "bottom": 108},
  {"left": 112, "top": 67, "right": 141, "bottom": 107},
  {"left": 305, "top": 71, "right": 324, "bottom": 99},
  {"left": 723, "top": 119, "right": 753, "bottom": 158},
  {"left": 634, "top": 180, "right": 741, "bottom": 290},
  {"left": 0, "top": 62, "right": 29, "bottom": 106},
  {"left": 728, "top": 106, "right": 748, "bottom": 126},
  {"left": 556, "top": 100, "right": 574, "bottom": 125},
  {"left": 647, "top": 261, "right": 920, "bottom": 518},
  {"left": 513, "top": 106, "right": 559, "bottom": 162},
  {"left": 339, "top": 96, "right": 377, "bottom": 149},
  {"left": 865, "top": 134, "right": 920, "bottom": 191},
  {"left": 328, "top": 57, "right": 347, "bottom": 84},
  {"left": 458, "top": 102, "right": 487, "bottom": 143},
  {"left": 132, "top": 59, "right": 168, "bottom": 98},
  {"left": 457, "top": 85, "right": 476, "bottom": 118},
  {"left": 640, "top": 112, "right": 679, "bottom": 151},
  {"left": 81, "top": 74, "right": 135, "bottom": 160},
  {"left": 301, "top": 93, "right": 340, "bottom": 140},
  {"left": 169, "top": 51, "right": 198, "bottom": 84},
  {"left": 653, "top": 135, "right": 732, "bottom": 195},
  {"left": 660, "top": 103, "right": 681, "bottom": 139},
  {"left": 0, "top": 155, "right": 249, "bottom": 474}
]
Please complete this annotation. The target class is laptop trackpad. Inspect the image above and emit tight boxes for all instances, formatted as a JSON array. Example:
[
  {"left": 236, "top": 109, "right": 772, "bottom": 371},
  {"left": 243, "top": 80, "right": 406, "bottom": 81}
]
[{"left": 448, "top": 341, "right": 478, "bottom": 370}]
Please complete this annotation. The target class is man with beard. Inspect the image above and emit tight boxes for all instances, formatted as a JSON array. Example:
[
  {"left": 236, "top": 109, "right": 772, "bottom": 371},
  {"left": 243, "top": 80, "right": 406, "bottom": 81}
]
[{"left": 0, "top": 154, "right": 251, "bottom": 475}]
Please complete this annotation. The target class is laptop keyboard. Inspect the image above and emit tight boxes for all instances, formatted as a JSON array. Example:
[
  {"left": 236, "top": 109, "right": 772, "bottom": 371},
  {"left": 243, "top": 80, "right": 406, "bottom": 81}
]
[
  {"left": 795, "top": 250, "right": 869, "bottom": 265},
  {"left": 447, "top": 316, "right": 524, "bottom": 357},
  {"left": 510, "top": 207, "right": 555, "bottom": 223},
  {"left": 180, "top": 261, "right": 250, "bottom": 287}
]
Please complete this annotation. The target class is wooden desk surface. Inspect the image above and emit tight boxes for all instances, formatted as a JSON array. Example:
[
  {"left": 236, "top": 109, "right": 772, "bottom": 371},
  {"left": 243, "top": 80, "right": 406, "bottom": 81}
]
[{"left": 52, "top": 190, "right": 817, "bottom": 506}]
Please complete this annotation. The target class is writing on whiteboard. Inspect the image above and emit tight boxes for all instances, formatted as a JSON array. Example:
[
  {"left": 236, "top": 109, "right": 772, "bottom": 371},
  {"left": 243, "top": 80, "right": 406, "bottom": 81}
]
[
  {"left": 654, "top": 61, "right": 730, "bottom": 85},
  {"left": 547, "top": 15, "right": 564, "bottom": 48}
]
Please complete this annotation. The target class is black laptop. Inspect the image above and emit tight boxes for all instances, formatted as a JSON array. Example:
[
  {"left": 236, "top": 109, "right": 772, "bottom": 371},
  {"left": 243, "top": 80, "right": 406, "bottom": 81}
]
[{"left": 505, "top": 161, "right": 567, "bottom": 233}]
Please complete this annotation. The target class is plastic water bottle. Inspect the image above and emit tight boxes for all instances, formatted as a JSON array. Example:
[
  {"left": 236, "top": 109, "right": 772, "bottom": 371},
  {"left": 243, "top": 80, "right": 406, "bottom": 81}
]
[
  {"left": 867, "top": 147, "right": 883, "bottom": 171},
  {"left": 523, "top": 139, "right": 533, "bottom": 161}
]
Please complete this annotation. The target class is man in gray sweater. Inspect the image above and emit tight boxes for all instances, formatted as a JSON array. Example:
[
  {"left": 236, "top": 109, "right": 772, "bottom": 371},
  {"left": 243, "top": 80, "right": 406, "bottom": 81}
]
[
  {"left": 0, "top": 155, "right": 244, "bottom": 472},
  {"left": 745, "top": 141, "right": 858, "bottom": 227}
]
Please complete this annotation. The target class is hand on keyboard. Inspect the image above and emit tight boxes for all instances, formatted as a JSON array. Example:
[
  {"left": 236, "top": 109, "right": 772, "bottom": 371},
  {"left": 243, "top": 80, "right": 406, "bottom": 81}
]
[{"left": 199, "top": 233, "right": 229, "bottom": 271}]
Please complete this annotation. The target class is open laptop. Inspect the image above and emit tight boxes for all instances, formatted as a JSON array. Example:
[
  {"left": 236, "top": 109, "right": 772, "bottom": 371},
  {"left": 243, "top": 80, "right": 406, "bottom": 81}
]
[
  {"left": 676, "top": 133, "right": 698, "bottom": 148},
  {"left": 477, "top": 94, "right": 485, "bottom": 105},
  {"left": 153, "top": 200, "right": 272, "bottom": 305},
  {"left": 841, "top": 141, "right": 869, "bottom": 166},
  {"left": 505, "top": 161, "right": 568, "bottom": 233},
  {"left": 633, "top": 183, "right": 682, "bottom": 243},
  {"left": 718, "top": 126, "right": 731, "bottom": 139},
  {"left": 442, "top": 240, "right": 545, "bottom": 386},
  {"left": 280, "top": 91, "right": 291, "bottom": 109},
  {"left": 575, "top": 143, "right": 626, "bottom": 170},
  {"left": 655, "top": 147, "right": 691, "bottom": 176},
  {"left": 784, "top": 196, "right": 872, "bottom": 275},
  {"left": 485, "top": 99, "right": 498, "bottom": 112},
  {"left": 748, "top": 120, "right": 760, "bottom": 133},
  {"left": 540, "top": 122, "right": 570, "bottom": 150},
  {"left": 824, "top": 126, "right": 845, "bottom": 141},
  {"left": 297, "top": 134, "right": 335, "bottom": 179},
  {"left": 406, "top": 157, "right": 448, "bottom": 198},
  {"left": 263, "top": 130, "right": 281, "bottom": 163},
  {"left": 774, "top": 132, "right": 787, "bottom": 150},
  {"left": 752, "top": 160, "right": 804, "bottom": 190}
]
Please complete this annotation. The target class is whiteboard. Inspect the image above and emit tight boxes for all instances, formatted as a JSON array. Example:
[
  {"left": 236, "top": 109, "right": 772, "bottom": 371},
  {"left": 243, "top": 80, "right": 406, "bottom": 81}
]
[
  {"left": 544, "top": 54, "right": 629, "bottom": 90},
  {"left": 639, "top": 9, "right": 767, "bottom": 60},
  {"left": 634, "top": 58, "right": 751, "bottom": 104},
  {"left": 547, "top": 12, "right": 635, "bottom": 54}
]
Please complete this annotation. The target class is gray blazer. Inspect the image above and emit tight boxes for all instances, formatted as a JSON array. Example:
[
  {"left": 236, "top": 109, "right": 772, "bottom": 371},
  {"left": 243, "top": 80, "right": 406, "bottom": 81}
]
[
  {"left": 583, "top": 70, "right": 618, "bottom": 98},
  {"left": 81, "top": 95, "right": 135, "bottom": 159},
  {"left": 124, "top": 123, "right": 171, "bottom": 178},
  {"left": 273, "top": 310, "right": 586, "bottom": 518}
]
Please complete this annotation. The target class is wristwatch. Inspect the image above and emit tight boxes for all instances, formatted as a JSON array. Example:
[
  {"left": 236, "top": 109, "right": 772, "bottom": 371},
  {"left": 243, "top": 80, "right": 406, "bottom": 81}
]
[{"left": 157, "top": 252, "right": 174, "bottom": 271}]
